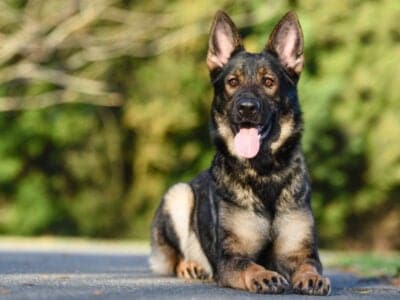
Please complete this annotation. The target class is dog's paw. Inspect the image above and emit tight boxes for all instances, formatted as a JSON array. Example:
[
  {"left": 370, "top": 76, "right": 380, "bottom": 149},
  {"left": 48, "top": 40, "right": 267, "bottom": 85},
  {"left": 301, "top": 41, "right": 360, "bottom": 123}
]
[
  {"left": 175, "top": 260, "right": 211, "bottom": 281},
  {"left": 243, "top": 265, "right": 288, "bottom": 294},
  {"left": 292, "top": 272, "right": 331, "bottom": 296}
]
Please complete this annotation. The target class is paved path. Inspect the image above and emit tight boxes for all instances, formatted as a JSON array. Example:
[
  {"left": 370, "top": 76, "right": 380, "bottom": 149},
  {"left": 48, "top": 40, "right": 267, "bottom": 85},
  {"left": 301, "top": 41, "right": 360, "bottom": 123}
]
[{"left": 0, "top": 238, "right": 398, "bottom": 299}]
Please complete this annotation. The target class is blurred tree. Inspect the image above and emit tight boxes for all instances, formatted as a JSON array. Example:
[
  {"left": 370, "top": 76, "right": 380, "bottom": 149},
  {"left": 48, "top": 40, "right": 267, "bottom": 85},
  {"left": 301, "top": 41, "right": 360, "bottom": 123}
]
[
  {"left": 0, "top": 0, "right": 398, "bottom": 249},
  {"left": 299, "top": 0, "right": 400, "bottom": 248}
]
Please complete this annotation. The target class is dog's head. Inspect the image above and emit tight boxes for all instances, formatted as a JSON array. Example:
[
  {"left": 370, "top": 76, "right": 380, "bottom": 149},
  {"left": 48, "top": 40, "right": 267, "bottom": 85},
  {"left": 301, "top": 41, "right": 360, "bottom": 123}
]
[{"left": 208, "top": 11, "right": 304, "bottom": 161}]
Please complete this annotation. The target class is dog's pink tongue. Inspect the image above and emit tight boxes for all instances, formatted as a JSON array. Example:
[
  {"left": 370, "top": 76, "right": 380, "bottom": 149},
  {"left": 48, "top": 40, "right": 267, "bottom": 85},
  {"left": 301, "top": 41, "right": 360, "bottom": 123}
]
[{"left": 234, "top": 128, "right": 260, "bottom": 158}]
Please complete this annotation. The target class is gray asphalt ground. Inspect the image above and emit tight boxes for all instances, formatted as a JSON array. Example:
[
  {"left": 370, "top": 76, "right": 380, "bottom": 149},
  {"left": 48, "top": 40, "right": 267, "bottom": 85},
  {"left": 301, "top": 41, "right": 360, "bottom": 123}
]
[{"left": 0, "top": 238, "right": 399, "bottom": 300}]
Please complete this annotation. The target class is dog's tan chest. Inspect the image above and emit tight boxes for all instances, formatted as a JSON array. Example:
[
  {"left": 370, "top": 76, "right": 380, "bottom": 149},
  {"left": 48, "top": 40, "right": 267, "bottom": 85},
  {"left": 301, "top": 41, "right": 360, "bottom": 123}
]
[{"left": 220, "top": 202, "right": 271, "bottom": 258}]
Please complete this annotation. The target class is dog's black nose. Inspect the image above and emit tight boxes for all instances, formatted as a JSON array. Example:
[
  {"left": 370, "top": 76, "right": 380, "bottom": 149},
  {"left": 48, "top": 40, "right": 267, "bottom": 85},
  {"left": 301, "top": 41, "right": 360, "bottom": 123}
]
[{"left": 237, "top": 99, "right": 260, "bottom": 118}]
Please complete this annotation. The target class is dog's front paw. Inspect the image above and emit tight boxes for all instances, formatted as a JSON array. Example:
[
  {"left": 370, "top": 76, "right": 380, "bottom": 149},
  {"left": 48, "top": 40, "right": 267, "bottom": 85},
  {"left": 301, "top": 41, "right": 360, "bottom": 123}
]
[
  {"left": 175, "top": 260, "right": 211, "bottom": 281},
  {"left": 292, "top": 272, "right": 331, "bottom": 296},
  {"left": 243, "top": 264, "right": 288, "bottom": 294}
]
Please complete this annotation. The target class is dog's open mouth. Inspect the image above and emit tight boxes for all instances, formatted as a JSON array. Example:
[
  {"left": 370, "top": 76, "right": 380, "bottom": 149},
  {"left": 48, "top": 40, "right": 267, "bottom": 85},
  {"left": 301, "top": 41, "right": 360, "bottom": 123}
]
[{"left": 233, "top": 122, "right": 272, "bottom": 159}]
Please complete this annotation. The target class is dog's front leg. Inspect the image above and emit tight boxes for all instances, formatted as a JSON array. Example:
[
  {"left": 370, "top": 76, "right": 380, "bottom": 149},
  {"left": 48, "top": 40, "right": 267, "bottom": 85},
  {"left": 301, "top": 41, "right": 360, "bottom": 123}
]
[
  {"left": 291, "top": 261, "right": 331, "bottom": 295},
  {"left": 217, "top": 256, "right": 288, "bottom": 293},
  {"left": 273, "top": 208, "right": 331, "bottom": 295},
  {"left": 215, "top": 201, "right": 288, "bottom": 294}
]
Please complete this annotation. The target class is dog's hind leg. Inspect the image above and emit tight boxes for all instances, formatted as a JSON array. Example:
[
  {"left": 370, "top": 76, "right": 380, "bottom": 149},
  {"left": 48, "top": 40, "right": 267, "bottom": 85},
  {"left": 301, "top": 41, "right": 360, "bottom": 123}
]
[
  {"left": 149, "top": 206, "right": 179, "bottom": 275},
  {"left": 149, "top": 183, "right": 213, "bottom": 280}
]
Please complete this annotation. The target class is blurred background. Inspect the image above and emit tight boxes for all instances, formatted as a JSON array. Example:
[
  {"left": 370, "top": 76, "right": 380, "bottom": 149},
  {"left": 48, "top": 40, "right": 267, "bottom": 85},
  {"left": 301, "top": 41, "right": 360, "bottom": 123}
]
[{"left": 0, "top": 0, "right": 398, "bottom": 250}]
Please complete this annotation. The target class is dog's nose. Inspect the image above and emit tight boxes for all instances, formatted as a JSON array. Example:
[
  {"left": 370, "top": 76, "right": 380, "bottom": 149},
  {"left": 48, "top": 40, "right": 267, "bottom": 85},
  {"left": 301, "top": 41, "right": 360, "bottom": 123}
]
[{"left": 238, "top": 99, "right": 260, "bottom": 117}]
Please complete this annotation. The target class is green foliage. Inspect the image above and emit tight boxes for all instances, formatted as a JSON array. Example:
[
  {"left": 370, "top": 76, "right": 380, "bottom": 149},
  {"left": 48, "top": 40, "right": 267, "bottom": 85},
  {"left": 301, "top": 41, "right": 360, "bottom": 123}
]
[
  {"left": 298, "top": 0, "right": 400, "bottom": 247},
  {"left": 323, "top": 251, "right": 400, "bottom": 277},
  {"left": 0, "top": 0, "right": 398, "bottom": 249}
]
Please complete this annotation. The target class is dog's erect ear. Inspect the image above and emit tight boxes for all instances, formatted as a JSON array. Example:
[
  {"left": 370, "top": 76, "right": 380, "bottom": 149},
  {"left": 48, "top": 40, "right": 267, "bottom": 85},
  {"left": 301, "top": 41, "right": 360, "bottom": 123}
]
[
  {"left": 266, "top": 11, "right": 304, "bottom": 78},
  {"left": 207, "top": 11, "right": 243, "bottom": 72}
]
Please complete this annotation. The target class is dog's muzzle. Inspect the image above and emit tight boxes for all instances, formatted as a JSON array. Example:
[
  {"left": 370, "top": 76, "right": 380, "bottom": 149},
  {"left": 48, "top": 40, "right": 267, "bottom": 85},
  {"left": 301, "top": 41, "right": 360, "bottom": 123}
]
[
  {"left": 231, "top": 97, "right": 274, "bottom": 159},
  {"left": 234, "top": 98, "right": 261, "bottom": 125}
]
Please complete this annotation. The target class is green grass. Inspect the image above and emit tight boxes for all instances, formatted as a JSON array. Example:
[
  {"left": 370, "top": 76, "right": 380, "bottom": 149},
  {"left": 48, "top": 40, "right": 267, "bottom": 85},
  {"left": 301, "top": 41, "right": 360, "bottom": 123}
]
[{"left": 321, "top": 251, "right": 400, "bottom": 277}]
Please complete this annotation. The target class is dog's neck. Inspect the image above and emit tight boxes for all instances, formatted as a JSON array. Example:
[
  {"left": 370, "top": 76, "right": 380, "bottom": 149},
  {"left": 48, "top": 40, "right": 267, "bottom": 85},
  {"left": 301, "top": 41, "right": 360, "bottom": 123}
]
[{"left": 213, "top": 146, "right": 301, "bottom": 178}]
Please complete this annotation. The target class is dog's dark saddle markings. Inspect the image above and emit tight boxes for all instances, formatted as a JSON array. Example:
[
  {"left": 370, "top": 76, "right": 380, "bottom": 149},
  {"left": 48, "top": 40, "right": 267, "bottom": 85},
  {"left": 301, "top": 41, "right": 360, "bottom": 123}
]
[{"left": 150, "top": 10, "right": 331, "bottom": 296}]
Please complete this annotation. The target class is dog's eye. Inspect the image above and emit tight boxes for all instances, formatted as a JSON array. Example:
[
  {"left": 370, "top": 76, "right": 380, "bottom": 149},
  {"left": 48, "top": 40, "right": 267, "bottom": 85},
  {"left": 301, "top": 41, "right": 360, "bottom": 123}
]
[
  {"left": 262, "top": 77, "right": 274, "bottom": 88},
  {"left": 227, "top": 78, "right": 239, "bottom": 88}
]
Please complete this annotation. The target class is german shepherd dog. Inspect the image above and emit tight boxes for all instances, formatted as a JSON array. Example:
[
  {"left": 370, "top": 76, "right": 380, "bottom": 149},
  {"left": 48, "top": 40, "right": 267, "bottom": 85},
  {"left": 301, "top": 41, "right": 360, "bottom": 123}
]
[{"left": 150, "top": 11, "right": 331, "bottom": 296}]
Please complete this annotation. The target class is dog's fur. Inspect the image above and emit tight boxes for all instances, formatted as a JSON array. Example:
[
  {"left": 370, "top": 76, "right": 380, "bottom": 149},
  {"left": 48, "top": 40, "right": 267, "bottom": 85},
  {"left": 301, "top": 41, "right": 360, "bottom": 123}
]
[{"left": 150, "top": 11, "right": 331, "bottom": 295}]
